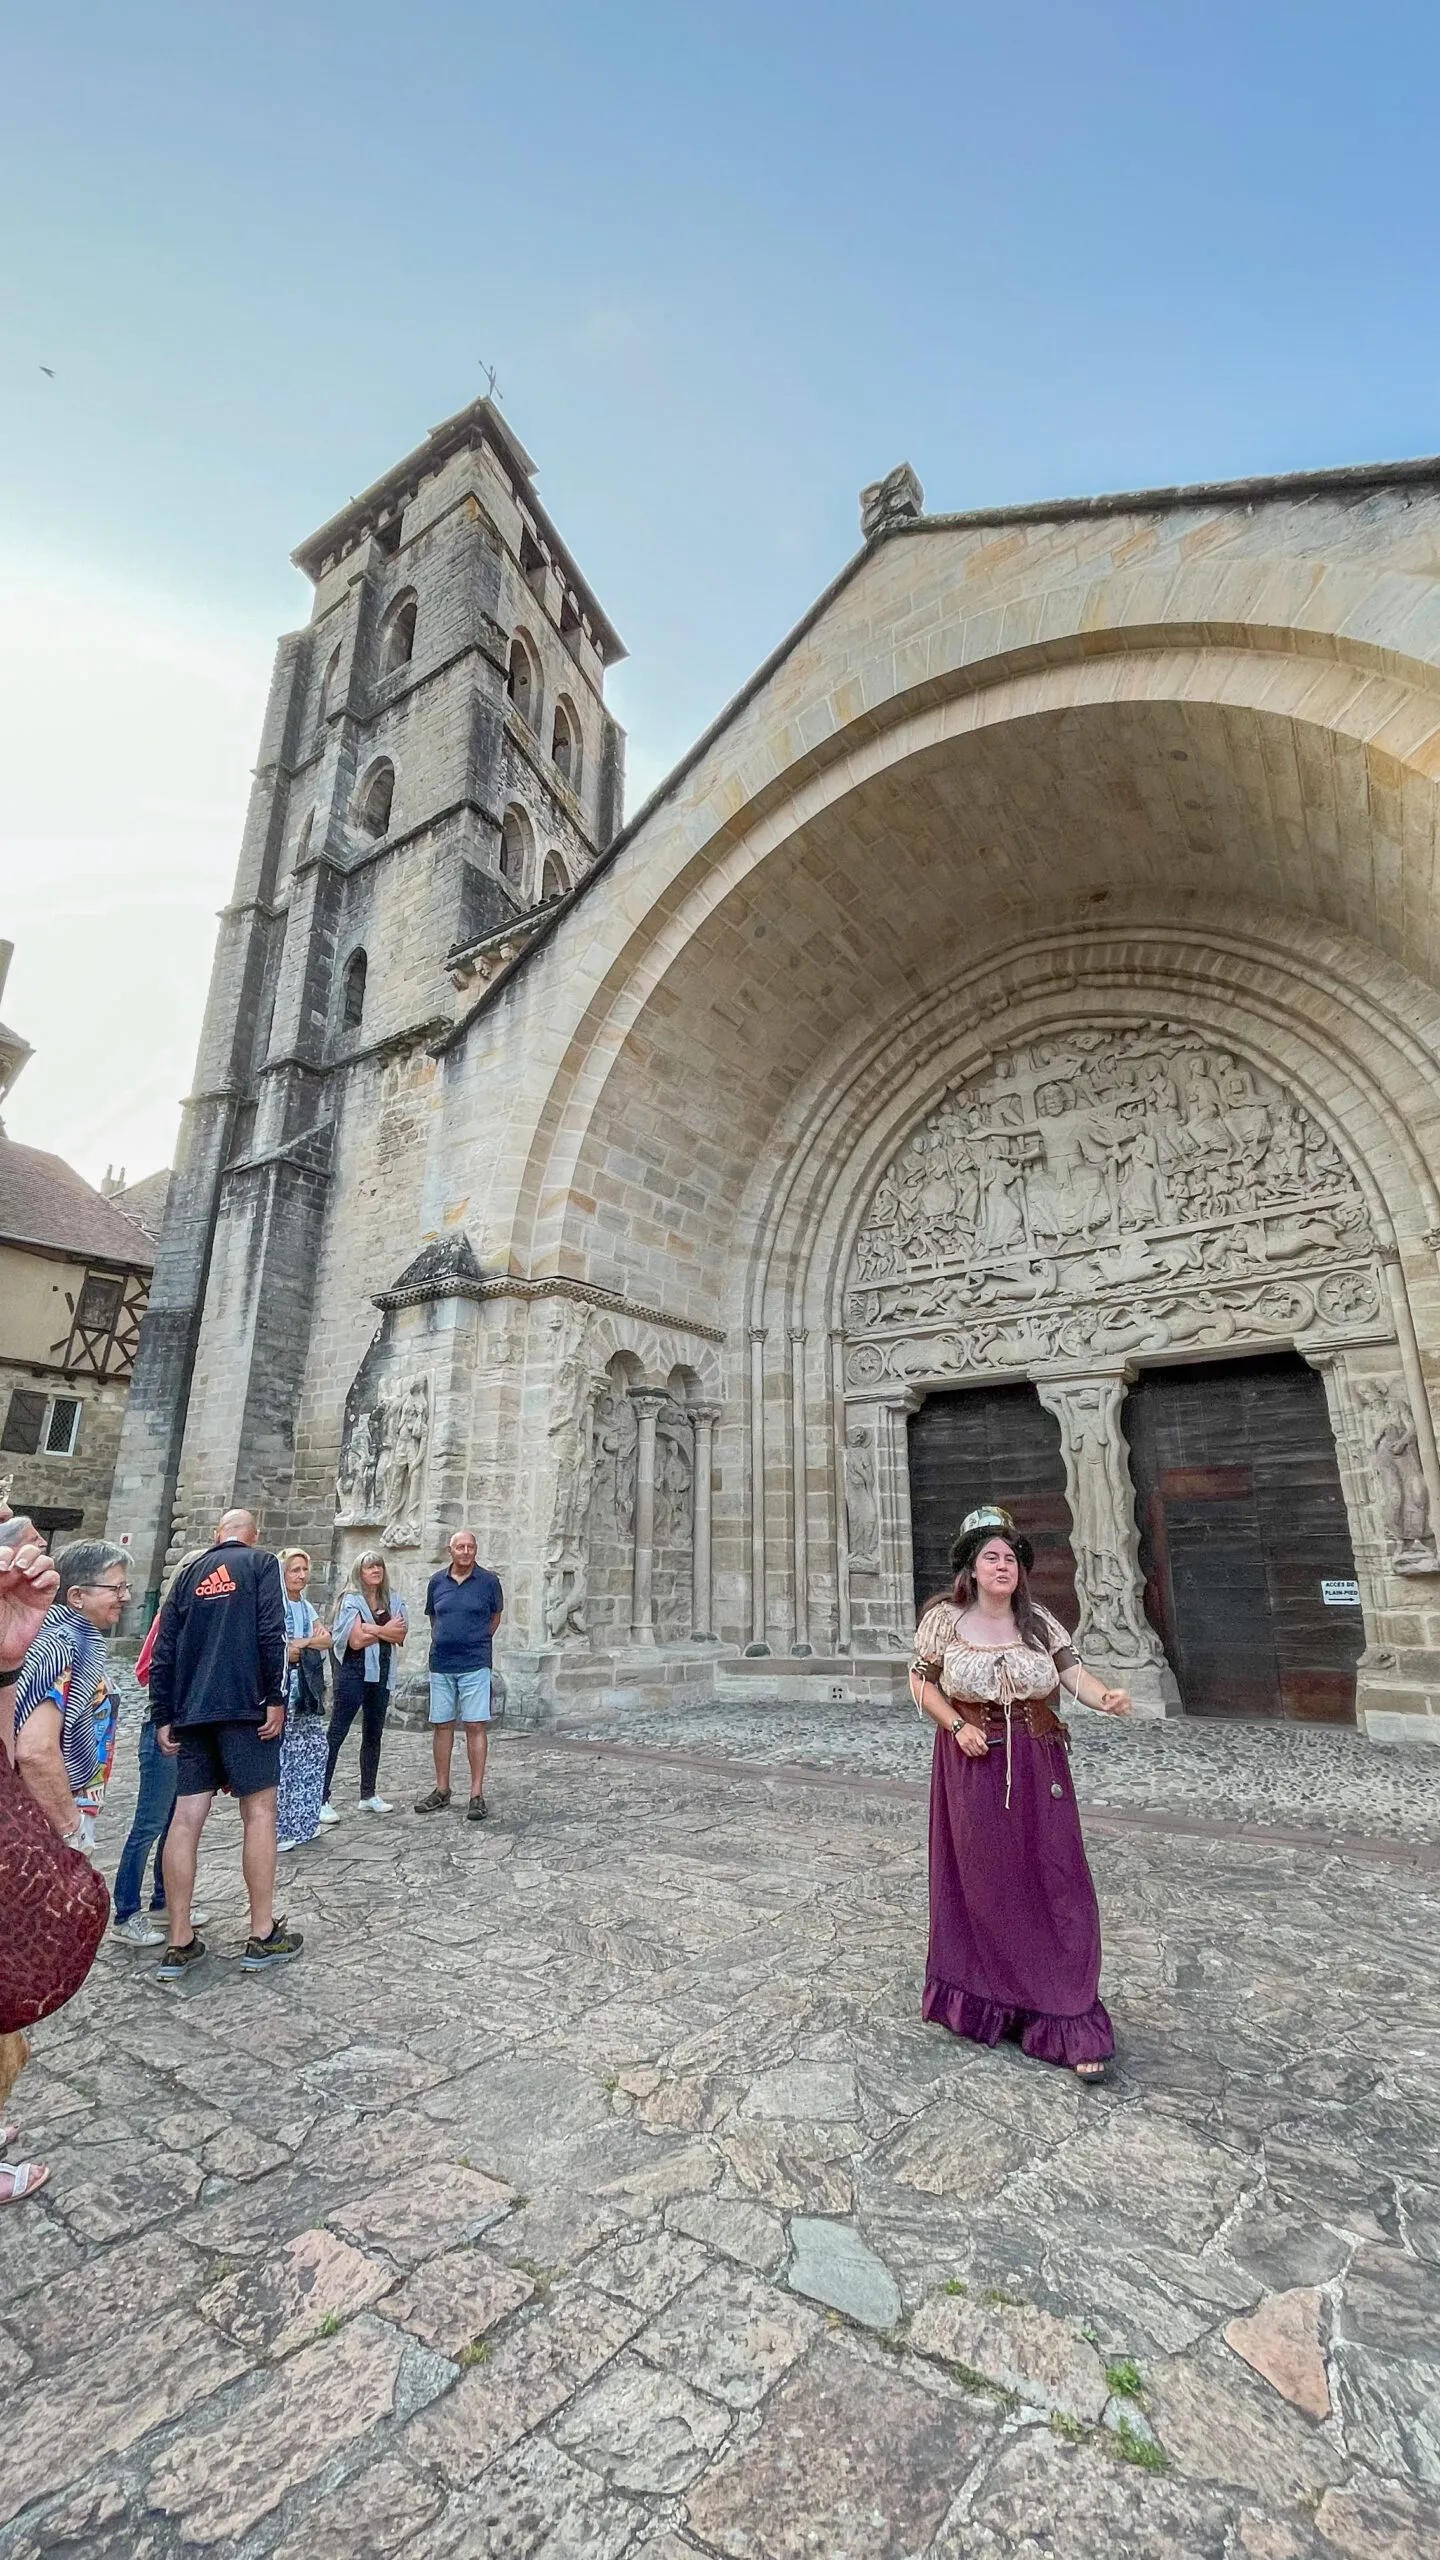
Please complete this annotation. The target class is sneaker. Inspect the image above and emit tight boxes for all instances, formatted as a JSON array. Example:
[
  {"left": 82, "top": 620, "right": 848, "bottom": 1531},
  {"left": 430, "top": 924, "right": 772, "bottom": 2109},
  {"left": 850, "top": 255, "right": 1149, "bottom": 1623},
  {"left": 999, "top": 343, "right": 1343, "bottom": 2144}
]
[
  {"left": 240, "top": 1918, "right": 304, "bottom": 1972},
  {"left": 149, "top": 1905, "right": 209, "bottom": 1927},
  {"left": 276, "top": 1837, "right": 301, "bottom": 1853},
  {"left": 317, "top": 1803, "right": 341, "bottom": 1827},
  {"left": 157, "top": 1936, "right": 207, "bottom": 1981},
  {"left": 359, "top": 1795, "right": 393, "bottom": 1814},
  {"left": 113, "top": 1913, "right": 166, "bottom": 1947},
  {"left": 466, "top": 1795, "right": 489, "bottom": 1823},
  {"left": 414, "top": 1787, "right": 452, "bottom": 1814}
]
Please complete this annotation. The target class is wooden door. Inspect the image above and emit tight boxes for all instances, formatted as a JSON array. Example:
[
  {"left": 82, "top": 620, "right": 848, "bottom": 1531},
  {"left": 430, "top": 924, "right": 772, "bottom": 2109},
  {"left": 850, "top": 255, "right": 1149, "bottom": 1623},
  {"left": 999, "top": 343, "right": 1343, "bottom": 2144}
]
[
  {"left": 1123, "top": 1354, "right": 1362, "bottom": 1724},
  {"left": 907, "top": 1384, "right": 1078, "bottom": 1626}
]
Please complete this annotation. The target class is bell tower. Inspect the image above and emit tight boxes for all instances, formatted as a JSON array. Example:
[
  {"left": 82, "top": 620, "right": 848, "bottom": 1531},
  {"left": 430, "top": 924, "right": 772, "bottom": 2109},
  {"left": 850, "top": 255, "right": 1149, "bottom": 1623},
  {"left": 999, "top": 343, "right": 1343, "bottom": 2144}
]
[{"left": 109, "top": 400, "right": 627, "bottom": 1610}]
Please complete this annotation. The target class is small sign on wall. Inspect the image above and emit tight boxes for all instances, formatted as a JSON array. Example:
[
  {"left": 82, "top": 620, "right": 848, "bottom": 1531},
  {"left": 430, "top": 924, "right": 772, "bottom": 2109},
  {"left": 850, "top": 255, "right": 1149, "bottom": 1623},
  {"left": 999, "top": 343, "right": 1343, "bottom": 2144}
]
[{"left": 1320, "top": 1578, "right": 1361, "bottom": 1608}]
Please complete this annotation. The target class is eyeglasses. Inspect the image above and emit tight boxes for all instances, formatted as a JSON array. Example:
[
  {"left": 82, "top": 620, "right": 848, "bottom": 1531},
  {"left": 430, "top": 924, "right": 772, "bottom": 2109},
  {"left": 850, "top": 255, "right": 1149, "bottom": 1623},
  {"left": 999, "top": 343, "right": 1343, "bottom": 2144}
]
[{"left": 74, "top": 1582, "right": 132, "bottom": 1598}]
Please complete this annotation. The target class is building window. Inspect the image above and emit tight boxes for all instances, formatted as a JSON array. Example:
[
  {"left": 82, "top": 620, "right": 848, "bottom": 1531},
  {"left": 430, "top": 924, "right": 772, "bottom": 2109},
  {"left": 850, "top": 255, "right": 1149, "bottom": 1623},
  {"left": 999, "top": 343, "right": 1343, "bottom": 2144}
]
[
  {"left": 76, "top": 1273, "right": 125, "bottom": 1334},
  {"left": 551, "top": 698, "right": 581, "bottom": 789},
  {"left": 1, "top": 1390, "right": 81, "bottom": 1457},
  {"left": 355, "top": 760, "right": 395, "bottom": 838},
  {"left": 380, "top": 593, "right": 417, "bottom": 675},
  {"left": 317, "top": 644, "right": 342, "bottom": 726},
  {"left": 541, "top": 852, "right": 569, "bottom": 904},
  {"left": 500, "top": 806, "right": 531, "bottom": 890},
  {"left": 342, "top": 949, "right": 367, "bottom": 1029},
  {"left": 507, "top": 633, "right": 540, "bottom": 728}
]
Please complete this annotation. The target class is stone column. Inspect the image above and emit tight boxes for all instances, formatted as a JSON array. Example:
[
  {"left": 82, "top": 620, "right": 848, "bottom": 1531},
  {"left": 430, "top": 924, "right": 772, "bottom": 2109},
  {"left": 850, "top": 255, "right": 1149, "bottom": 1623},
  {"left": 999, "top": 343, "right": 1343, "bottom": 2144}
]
[
  {"left": 689, "top": 1405, "right": 720, "bottom": 1640},
  {"left": 748, "top": 1327, "right": 767, "bottom": 1646},
  {"left": 790, "top": 1329, "right": 810, "bottom": 1652},
  {"left": 1034, "top": 1370, "right": 1175, "bottom": 1717},
  {"left": 630, "top": 1390, "right": 666, "bottom": 1644}
]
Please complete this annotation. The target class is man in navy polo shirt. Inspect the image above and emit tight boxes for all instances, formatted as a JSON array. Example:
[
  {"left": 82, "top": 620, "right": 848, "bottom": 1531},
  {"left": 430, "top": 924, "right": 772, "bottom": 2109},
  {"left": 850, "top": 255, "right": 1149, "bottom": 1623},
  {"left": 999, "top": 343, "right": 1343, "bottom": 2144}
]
[{"left": 415, "top": 1529, "right": 503, "bottom": 1823}]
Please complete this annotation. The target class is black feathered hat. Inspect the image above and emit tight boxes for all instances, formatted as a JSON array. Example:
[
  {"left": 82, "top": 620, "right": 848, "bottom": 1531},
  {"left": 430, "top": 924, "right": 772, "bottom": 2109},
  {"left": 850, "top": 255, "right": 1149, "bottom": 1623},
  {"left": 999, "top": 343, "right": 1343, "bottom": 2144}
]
[{"left": 950, "top": 1504, "right": 1034, "bottom": 1576}]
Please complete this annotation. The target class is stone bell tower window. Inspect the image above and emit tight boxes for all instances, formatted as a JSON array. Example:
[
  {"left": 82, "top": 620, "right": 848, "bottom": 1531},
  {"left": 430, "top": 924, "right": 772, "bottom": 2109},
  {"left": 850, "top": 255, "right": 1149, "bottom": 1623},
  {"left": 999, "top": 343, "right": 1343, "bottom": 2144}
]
[
  {"left": 551, "top": 698, "right": 581, "bottom": 789},
  {"left": 500, "top": 806, "right": 532, "bottom": 891},
  {"left": 507, "top": 632, "right": 540, "bottom": 729},
  {"left": 380, "top": 593, "right": 417, "bottom": 674},
  {"left": 541, "top": 852, "right": 569, "bottom": 904},
  {"left": 355, "top": 760, "right": 395, "bottom": 839},
  {"left": 342, "top": 949, "right": 367, "bottom": 1029}
]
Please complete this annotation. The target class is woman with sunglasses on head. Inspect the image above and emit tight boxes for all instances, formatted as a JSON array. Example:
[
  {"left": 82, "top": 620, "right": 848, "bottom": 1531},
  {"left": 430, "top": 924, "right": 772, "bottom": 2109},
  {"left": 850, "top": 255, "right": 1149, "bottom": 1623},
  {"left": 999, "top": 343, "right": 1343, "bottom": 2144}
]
[{"left": 910, "top": 1506, "right": 1132, "bottom": 2083}]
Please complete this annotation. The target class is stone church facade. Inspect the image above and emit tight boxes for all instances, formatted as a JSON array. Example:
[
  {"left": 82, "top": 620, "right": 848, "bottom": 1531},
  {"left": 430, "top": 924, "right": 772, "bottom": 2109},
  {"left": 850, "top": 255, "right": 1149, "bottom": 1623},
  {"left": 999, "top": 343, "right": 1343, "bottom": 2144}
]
[{"left": 110, "top": 403, "right": 1440, "bottom": 1741}]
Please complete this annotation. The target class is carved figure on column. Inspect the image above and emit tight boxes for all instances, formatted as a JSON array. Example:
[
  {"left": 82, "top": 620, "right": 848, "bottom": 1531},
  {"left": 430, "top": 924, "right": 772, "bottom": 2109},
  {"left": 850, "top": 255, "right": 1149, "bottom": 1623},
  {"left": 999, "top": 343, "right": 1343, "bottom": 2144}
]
[
  {"left": 843, "top": 1426, "right": 880, "bottom": 1572},
  {"left": 1359, "top": 1379, "right": 1440, "bottom": 1573},
  {"left": 383, "top": 1376, "right": 429, "bottom": 1547},
  {"left": 1036, "top": 1377, "right": 1168, "bottom": 1673},
  {"left": 542, "top": 1306, "right": 599, "bottom": 1643}
]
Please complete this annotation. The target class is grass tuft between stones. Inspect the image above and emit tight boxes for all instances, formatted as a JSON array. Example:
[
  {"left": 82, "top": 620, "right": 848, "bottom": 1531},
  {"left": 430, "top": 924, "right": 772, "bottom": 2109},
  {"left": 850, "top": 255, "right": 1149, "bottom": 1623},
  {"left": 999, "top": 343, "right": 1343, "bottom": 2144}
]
[
  {"left": 1050, "top": 2412, "right": 1087, "bottom": 2443},
  {"left": 1111, "top": 2416, "right": 1167, "bottom": 2472},
  {"left": 316, "top": 2312, "right": 343, "bottom": 2339},
  {"left": 942, "top": 2277, "right": 969, "bottom": 2296},
  {"left": 1105, "top": 2357, "right": 1145, "bottom": 2400},
  {"left": 457, "top": 2338, "right": 491, "bottom": 2369}
]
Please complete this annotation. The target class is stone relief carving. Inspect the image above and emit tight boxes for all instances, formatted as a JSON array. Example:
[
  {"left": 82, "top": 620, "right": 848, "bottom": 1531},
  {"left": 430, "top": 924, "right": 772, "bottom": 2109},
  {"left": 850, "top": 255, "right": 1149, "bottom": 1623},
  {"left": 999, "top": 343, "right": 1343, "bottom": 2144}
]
[
  {"left": 335, "top": 1374, "right": 429, "bottom": 1547},
  {"left": 543, "top": 1307, "right": 599, "bottom": 1643},
  {"left": 846, "top": 1026, "right": 1380, "bottom": 1386},
  {"left": 1035, "top": 1377, "right": 1168, "bottom": 1672},
  {"left": 860, "top": 461, "right": 924, "bottom": 539},
  {"left": 842, "top": 1426, "right": 880, "bottom": 1573},
  {"left": 1358, "top": 1378, "right": 1440, "bottom": 1574}
]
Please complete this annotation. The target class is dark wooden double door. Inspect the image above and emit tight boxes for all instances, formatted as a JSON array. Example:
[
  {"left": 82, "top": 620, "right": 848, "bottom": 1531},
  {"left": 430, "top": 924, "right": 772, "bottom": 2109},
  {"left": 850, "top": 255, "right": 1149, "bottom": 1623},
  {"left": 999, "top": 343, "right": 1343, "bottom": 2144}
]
[{"left": 907, "top": 1354, "right": 1362, "bottom": 1723}]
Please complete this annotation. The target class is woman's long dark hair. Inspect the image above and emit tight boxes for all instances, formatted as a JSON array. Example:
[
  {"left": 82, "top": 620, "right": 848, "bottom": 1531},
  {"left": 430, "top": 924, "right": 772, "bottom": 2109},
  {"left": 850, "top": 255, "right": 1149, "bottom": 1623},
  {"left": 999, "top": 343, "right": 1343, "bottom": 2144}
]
[{"left": 948, "top": 1544, "right": 1048, "bottom": 1651}]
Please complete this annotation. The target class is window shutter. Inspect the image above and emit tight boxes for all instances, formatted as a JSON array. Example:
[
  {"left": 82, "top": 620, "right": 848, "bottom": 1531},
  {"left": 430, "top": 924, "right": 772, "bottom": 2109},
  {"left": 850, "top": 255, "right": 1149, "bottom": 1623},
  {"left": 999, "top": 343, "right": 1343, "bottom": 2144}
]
[{"left": 0, "top": 1391, "right": 46, "bottom": 1455}]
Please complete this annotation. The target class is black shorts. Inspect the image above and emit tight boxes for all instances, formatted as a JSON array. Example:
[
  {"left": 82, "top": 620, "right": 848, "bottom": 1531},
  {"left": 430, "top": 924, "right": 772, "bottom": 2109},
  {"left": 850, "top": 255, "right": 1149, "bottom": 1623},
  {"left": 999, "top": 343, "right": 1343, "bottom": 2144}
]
[{"left": 175, "top": 1721, "right": 281, "bottom": 1799}]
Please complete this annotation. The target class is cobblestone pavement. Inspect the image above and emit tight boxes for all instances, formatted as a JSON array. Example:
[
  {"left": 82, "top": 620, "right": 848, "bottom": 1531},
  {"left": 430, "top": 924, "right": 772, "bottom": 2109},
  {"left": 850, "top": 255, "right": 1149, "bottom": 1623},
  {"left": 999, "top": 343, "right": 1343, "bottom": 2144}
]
[
  {"left": 565, "top": 1695, "right": 1440, "bottom": 1842},
  {"left": 2, "top": 1713, "right": 1438, "bottom": 2558}
]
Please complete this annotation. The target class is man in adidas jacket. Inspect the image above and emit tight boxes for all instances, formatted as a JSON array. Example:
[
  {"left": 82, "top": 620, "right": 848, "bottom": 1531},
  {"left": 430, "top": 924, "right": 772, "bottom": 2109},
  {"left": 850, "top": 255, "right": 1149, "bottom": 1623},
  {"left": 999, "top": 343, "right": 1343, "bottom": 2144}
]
[{"left": 149, "top": 1508, "right": 302, "bottom": 1978}]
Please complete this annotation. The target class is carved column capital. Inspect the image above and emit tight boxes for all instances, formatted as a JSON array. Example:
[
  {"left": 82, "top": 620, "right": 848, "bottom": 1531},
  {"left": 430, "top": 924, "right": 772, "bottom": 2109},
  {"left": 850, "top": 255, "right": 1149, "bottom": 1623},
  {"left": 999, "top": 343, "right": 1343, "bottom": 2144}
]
[{"left": 627, "top": 1387, "right": 669, "bottom": 1417}]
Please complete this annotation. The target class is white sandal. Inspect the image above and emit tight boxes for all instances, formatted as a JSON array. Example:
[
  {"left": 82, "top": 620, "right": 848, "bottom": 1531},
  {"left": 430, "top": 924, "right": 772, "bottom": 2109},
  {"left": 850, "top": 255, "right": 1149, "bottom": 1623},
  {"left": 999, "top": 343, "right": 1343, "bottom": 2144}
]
[{"left": 0, "top": 2160, "right": 49, "bottom": 2203}]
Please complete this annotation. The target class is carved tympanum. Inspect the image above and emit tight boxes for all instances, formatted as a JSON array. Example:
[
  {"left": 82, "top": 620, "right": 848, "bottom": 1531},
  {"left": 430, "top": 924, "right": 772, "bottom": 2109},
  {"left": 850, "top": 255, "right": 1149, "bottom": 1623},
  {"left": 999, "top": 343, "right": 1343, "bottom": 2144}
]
[{"left": 846, "top": 1027, "right": 1379, "bottom": 1385}]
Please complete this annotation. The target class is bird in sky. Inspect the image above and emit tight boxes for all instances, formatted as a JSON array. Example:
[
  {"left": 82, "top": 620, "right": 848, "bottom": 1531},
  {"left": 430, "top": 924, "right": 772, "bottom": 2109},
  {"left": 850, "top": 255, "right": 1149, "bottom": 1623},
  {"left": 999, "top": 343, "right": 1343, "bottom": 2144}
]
[{"left": 39, "top": 366, "right": 55, "bottom": 378}]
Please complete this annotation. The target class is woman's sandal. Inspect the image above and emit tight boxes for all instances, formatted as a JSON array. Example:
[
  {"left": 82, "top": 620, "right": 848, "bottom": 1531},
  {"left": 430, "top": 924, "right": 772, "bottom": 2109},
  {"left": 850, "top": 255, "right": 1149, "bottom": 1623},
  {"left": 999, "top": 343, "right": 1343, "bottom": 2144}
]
[
  {"left": 0, "top": 2161, "right": 49, "bottom": 2203},
  {"left": 1074, "top": 2061, "right": 1107, "bottom": 2083}
]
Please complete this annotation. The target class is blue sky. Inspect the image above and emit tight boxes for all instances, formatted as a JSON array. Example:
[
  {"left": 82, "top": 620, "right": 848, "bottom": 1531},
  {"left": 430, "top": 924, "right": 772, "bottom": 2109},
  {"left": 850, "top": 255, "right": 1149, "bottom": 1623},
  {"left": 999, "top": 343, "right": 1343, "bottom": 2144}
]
[{"left": 4, "top": 1, "right": 1439, "bottom": 1178}]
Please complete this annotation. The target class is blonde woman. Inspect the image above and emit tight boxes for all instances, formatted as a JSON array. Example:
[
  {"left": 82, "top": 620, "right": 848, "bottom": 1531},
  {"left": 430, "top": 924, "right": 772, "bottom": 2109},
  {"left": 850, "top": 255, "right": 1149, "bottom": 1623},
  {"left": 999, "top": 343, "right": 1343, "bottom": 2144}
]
[
  {"left": 321, "top": 1551, "right": 407, "bottom": 1819},
  {"left": 275, "top": 1551, "right": 331, "bottom": 1852}
]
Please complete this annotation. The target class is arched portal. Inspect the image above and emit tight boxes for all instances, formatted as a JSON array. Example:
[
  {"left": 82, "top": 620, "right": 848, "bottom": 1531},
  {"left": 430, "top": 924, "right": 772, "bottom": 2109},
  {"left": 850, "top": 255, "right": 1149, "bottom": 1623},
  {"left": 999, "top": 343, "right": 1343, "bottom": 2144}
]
[{"left": 322, "top": 470, "right": 1440, "bottom": 1737}]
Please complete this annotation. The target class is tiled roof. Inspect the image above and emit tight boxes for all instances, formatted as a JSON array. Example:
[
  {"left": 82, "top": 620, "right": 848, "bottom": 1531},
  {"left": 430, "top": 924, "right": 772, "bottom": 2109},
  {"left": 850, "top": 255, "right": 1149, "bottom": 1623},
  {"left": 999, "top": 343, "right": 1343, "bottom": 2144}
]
[
  {"left": 109, "top": 1168, "right": 171, "bottom": 1245},
  {"left": 0, "top": 1135, "right": 157, "bottom": 1267}
]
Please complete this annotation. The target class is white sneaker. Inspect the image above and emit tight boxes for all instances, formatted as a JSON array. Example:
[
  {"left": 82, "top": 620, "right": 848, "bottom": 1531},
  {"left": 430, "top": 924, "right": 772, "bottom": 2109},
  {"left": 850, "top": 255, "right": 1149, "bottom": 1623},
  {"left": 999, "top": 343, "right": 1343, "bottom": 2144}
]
[
  {"left": 317, "top": 1803, "right": 340, "bottom": 1827},
  {"left": 276, "top": 1838, "right": 301, "bottom": 1853},
  {"left": 113, "top": 1913, "right": 166, "bottom": 1947},
  {"left": 149, "top": 1906, "right": 209, "bottom": 1929},
  {"left": 359, "top": 1795, "right": 394, "bottom": 1814}
]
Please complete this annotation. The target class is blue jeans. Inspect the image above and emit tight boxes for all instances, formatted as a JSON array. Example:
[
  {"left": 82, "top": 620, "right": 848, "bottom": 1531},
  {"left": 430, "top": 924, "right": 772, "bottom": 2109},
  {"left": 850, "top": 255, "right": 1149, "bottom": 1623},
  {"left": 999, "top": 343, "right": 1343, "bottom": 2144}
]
[{"left": 113, "top": 1718, "right": 178, "bottom": 1920}]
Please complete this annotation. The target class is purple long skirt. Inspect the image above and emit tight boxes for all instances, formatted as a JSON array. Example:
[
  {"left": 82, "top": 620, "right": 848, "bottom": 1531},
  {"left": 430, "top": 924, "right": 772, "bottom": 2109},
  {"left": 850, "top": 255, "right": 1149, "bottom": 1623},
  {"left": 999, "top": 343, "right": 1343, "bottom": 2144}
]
[{"left": 922, "top": 1720, "right": 1114, "bottom": 2068}]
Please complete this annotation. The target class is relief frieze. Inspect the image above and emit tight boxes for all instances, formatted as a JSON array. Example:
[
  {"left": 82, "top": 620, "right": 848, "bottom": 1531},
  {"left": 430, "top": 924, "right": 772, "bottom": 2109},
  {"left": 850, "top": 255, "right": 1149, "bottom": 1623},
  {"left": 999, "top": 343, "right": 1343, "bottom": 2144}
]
[{"left": 845, "top": 1026, "right": 1381, "bottom": 1385}]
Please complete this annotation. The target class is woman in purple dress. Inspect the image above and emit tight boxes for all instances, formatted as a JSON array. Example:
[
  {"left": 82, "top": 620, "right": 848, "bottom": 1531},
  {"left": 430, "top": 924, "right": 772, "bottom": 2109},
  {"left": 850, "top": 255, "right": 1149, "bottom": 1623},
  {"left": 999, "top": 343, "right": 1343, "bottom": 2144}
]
[{"left": 909, "top": 1506, "right": 1133, "bottom": 2081}]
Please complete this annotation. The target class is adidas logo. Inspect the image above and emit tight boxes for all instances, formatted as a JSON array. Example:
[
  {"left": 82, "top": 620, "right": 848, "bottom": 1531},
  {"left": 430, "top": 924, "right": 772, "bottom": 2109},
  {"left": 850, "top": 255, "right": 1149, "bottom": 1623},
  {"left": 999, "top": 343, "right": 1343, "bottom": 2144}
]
[{"left": 194, "top": 1563, "right": 238, "bottom": 1598}]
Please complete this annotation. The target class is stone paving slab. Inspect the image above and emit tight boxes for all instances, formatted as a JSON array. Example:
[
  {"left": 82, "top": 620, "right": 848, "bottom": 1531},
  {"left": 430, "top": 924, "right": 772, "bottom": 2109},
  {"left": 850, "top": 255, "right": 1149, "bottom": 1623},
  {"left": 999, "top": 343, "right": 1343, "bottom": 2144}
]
[
  {"left": 562, "top": 1692, "right": 1440, "bottom": 1840},
  {"left": 0, "top": 1717, "right": 1438, "bottom": 2557}
]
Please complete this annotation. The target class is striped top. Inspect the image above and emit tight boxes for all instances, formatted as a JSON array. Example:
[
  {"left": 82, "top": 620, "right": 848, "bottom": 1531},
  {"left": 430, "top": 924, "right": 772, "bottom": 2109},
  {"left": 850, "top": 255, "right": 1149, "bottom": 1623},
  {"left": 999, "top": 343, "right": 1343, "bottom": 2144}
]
[{"left": 11, "top": 1604, "right": 105, "bottom": 1794}]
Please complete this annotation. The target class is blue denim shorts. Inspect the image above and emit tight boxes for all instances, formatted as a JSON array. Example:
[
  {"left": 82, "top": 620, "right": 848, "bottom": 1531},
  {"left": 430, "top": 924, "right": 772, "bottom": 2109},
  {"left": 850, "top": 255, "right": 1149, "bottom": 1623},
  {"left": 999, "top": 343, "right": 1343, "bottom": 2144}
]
[{"left": 428, "top": 1668, "right": 492, "bottom": 1724}]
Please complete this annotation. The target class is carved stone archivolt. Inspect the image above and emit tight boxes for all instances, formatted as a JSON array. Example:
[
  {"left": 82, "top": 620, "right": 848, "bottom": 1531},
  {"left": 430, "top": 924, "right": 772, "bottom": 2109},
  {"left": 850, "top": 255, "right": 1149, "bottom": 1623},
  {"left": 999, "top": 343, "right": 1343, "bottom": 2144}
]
[{"left": 845, "top": 1025, "right": 1381, "bottom": 1388}]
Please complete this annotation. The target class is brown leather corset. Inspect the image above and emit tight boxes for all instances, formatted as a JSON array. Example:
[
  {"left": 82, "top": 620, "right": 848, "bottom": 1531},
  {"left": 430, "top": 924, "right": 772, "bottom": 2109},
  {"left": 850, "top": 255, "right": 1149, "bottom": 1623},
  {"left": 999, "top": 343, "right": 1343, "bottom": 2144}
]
[{"left": 952, "top": 1689, "right": 1070, "bottom": 1747}]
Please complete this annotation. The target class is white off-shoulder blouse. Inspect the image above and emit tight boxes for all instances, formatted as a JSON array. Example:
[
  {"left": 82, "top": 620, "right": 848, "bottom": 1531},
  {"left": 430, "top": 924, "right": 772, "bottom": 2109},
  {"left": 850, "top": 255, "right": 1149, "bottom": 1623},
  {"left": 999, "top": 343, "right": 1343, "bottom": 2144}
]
[{"left": 912, "top": 1598, "right": 1079, "bottom": 1705}]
